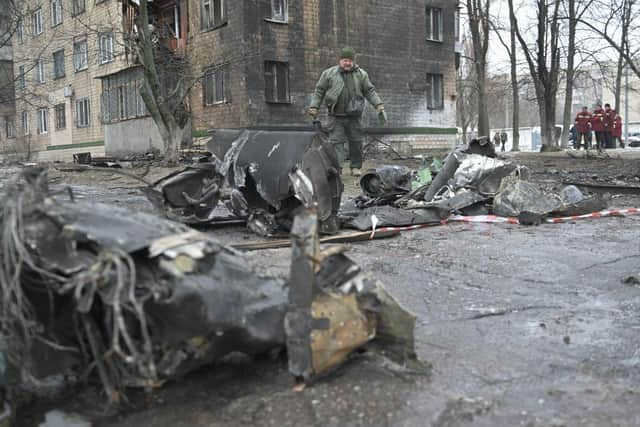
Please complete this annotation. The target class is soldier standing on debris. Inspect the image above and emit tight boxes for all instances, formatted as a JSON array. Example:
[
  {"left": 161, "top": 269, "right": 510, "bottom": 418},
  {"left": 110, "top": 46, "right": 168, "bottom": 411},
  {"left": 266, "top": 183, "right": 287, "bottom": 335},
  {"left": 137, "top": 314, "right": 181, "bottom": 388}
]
[
  {"left": 591, "top": 104, "right": 606, "bottom": 150},
  {"left": 500, "top": 130, "right": 508, "bottom": 152},
  {"left": 308, "top": 47, "right": 386, "bottom": 177},
  {"left": 574, "top": 106, "right": 592, "bottom": 150}
]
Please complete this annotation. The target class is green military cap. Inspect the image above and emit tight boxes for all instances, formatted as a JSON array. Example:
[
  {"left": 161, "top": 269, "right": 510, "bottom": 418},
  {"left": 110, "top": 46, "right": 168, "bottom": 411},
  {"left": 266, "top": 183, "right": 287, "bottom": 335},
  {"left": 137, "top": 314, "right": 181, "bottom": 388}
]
[{"left": 340, "top": 47, "right": 355, "bottom": 60}]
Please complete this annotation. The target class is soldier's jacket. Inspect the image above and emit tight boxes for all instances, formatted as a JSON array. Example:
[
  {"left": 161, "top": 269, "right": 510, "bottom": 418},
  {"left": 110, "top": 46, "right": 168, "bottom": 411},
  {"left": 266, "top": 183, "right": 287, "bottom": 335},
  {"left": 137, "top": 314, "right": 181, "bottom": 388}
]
[{"left": 310, "top": 65, "right": 382, "bottom": 115}]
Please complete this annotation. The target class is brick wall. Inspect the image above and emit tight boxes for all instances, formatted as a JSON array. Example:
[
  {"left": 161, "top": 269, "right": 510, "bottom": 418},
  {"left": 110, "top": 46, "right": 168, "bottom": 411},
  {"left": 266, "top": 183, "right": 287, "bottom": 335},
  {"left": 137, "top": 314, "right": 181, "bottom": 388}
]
[
  {"left": 188, "top": 0, "right": 251, "bottom": 130},
  {"left": 190, "top": 0, "right": 458, "bottom": 132}
]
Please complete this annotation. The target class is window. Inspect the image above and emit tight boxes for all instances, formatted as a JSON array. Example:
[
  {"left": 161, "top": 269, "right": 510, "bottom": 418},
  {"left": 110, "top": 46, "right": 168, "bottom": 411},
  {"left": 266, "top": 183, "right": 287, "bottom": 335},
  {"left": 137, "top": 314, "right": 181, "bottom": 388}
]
[
  {"left": 99, "top": 33, "right": 114, "bottom": 64},
  {"left": 203, "top": 66, "right": 226, "bottom": 105},
  {"left": 51, "top": 0, "right": 63, "bottom": 26},
  {"left": 37, "top": 108, "right": 48, "bottom": 134},
  {"left": 264, "top": 61, "right": 289, "bottom": 103},
  {"left": 72, "top": 0, "right": 86, "bottom": 16},
  {"left": 35, "top": 59, "right": 45, "bottom": 83},
  {"left": 55, "top": 103, "right": 66, "bottom": 130},
  {"left": 454, "top": 9, "right": 460, "bottom": 42},
  {"left": 101, "top": 68, "right": 148, "bottom": 123},
  {"left": 53, "top": 49, "right": 65, "bottom": 78},
  {"left": 32, "top": 8, "right": 43, "bottom": 35},
  {"left": 5, "top": 116, "right": 16, "bottom": 138},
  {"left": 201, "top": 0, "right": 225, "bottom": 30},
  {"left": 73, "top": 39, "right": 88, "bottom": 71},
  {"left": 426, "top": 73, "right": 444, "bottom": 110},
  {"left": 16, "top": 19, "right": 23, "bottom": 43},
  {"left": 76, "top": 98, "right": 90, "bottom": 127},
  {"left": 268, "top": 0, "right": 287, "bottom": 22},
  {"left": 426, "top": 7, "right": 443, "bottom": 42},
  {"left": 18, "top": 65, "right": 25, "bottom": 89},
  {"left": 22, "top": 111, "right": 29, "bottom": 135}
]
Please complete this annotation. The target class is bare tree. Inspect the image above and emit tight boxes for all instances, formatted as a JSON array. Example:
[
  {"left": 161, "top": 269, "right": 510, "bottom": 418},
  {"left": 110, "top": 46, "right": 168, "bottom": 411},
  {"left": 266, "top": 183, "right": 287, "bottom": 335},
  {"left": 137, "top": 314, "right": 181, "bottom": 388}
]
[
  {"left": 490, "top": 5, "right": 520, "bottom": 151},
  {"left": 612, "top": 0, "right": 635, "bottom": 112},
  {"left": 466, "top": 0, "right": 491, "bottom": 138},
  {"left": 134, "top": 0, "right": 190, "bottom": 165},
  {"left": 456, "top": 37, "right": 479, "bottom": 143},
  {"left": 559, "top": 0, "right": 596, "bottom": 149},
  {"left": 510, "top": 0, "right": 563, "bottom": 149}
]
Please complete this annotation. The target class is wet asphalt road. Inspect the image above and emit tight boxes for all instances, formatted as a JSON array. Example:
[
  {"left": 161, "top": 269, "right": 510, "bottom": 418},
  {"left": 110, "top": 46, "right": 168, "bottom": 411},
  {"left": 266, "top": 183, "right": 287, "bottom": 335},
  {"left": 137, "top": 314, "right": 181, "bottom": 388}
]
[{"left": 8, "top": 154, "right": 640, "bottom": 427}]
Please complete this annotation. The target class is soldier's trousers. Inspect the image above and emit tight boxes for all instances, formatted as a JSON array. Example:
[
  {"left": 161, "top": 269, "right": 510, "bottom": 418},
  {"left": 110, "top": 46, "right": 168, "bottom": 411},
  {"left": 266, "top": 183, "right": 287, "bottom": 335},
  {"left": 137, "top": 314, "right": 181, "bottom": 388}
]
[{"left": 327, "top": 116, "right": 364, "bottom": 169}]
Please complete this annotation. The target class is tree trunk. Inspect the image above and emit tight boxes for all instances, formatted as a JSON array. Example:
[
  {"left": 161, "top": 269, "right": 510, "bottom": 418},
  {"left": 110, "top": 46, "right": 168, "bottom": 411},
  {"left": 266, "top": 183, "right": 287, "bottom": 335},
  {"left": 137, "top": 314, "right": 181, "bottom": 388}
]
[
  {"left": 476, "top": 68, "right": 489, "bottom": 137},
  {"left": 510, "top": 0, "right": 561, "bottom": 150},
  {"left": 560, "top": 0, "right": 577, "bottom": 149},
  {"left": 467, "top": 0, "right": 491, "bottom": 138},
  {"left": 508, "top": 1, "right": 519, "bottom": 151},
  {"left": 614, "top": 0, "right": 630, "bottom": 112},
  {"left": 136, "top": 0, "right": 181, "bottom": 165}
]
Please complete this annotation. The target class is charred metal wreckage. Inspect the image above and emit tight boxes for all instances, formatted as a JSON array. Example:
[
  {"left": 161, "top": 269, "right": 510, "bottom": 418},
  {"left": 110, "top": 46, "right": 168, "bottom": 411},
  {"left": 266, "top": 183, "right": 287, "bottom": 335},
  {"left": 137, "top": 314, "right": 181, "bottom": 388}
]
[
  {"left": 146, "top": 126, "right": 343, "bottom": 236},
  {"left": 0, "top": 168, "right": 417, "bottom": 405},
  {"left": 341, "top": 137, "right": 607, "bottom": 229},
  {"left": 145, "top": 130, "right": 605, "bottom": 234}
]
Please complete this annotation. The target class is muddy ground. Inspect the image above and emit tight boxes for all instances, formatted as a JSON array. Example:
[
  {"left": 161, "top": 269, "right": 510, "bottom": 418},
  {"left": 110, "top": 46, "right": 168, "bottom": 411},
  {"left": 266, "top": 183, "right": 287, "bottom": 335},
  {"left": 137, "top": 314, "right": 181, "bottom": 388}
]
[{"left": 9, "top": 149, "right": 640, "bottom": 427}]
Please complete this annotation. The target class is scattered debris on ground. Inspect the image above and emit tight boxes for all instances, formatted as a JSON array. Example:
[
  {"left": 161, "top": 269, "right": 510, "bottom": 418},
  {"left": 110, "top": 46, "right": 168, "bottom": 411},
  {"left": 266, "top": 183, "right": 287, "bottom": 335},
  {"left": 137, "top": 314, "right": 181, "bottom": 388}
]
[{"left": 0, "top": 168, "right": 418, "bottom": 411}]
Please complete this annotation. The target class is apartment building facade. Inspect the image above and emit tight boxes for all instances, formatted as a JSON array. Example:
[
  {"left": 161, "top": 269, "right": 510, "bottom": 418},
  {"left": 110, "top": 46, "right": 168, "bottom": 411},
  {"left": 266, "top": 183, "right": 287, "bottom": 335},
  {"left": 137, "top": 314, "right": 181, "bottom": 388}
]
[
  {"left": 0, "top": 4, "right": 16, "bottom": 151},
  {"left": 10, "top": 0, "right": 134, "bottom": 159},
  {"left": 7, "top": 0, "right": 459, "bottom": 159}
]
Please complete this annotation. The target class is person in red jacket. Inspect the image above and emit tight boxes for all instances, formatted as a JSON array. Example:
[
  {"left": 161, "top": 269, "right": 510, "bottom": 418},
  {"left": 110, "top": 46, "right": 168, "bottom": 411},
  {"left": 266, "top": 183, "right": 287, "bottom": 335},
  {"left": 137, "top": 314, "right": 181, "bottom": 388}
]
[
  {"left": 591, "top": 104, "right": 606, "bottom": 150},
  {"left": 612, "top": 113, "right": 623, "bottom": 148},
  {"left": 604, "top": 103, "right": 616, "bottom": 148},
  {"left": 574, "top": 106, "right": 592, "bottom": 149}
]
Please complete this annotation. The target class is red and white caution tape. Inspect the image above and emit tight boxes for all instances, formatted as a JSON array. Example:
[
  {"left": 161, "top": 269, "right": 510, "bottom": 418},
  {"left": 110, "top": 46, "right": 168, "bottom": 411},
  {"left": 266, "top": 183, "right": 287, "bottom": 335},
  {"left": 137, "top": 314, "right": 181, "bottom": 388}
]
[
  {"left": 367, "top": 207, "right": 640, "bottom": 239},
  {"left": 543, "top": 207, "right": 640, "bottom": 223},
  {"left": 451, "top": 208, "right": 640, "bottom": 225}
]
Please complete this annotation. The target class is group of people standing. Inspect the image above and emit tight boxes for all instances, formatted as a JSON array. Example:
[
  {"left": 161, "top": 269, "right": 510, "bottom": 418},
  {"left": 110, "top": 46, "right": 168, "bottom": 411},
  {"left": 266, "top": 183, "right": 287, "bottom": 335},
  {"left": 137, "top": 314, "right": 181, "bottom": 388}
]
[{"left": 572, "top": 103, "right": 623, "bottom": 150}]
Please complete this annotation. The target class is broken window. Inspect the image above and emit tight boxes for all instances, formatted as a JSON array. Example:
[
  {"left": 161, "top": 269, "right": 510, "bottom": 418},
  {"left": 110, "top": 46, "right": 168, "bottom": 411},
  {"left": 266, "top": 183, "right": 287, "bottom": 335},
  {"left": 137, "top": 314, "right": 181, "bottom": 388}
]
[
  {"left": 264, "top": 61, "right": 289, "bottom": 103},
  {"left": 73, "top": 38, "right": 88, "bottom": 71},
  {"left": 53, "top": 49, "right": 65, "bottom": 79},
  {"left": 268, "top": 0, "right": 287, "bottom": 22},
  {"left": 426, "top": 7, "right": 443, "bottom": 42},
  {"left": 5, "top": 116, "right": 15, "bottom": 138},
  {"left": 32, "top": 8, "right": 42, "bottom": 36},
  {"left": 37, "top": 108, "right": 48, "bottom": 134},
  {"left": 101, "top": 67, "right": 148, "bottom": 123},
  {"left": 72, "top": 0, "right": 86, "bottom": 16},
  {"left": 203, "top": 65, "right": 226, "bottom": 105},
  {"left": 202, "top": 0, "right": 226, "bottom": 30},
  {"left": 51, "top": 0, "right": 63, "bottom": 26},
  {"left": 35, "top": 59, "right": 45, "bottom": 83},
  {"left": 426, "top": 73, "right": 444, "bottom": 110},
  {"left": 22, "top": 111, "right": 29, "bottom": 135},
  {"left": 76, "top": 98, "right": 90, "bottom": 127},
  {"left": 160, "top": 5, "right": 180, "bottom": 38},
  {"left": 55, "top": 103, "right": 66, "bottom": 130},
  {"left": 99, "top": 32, "right": 114, "bottom": 64}
]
